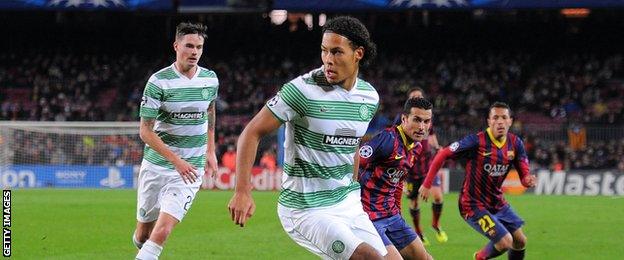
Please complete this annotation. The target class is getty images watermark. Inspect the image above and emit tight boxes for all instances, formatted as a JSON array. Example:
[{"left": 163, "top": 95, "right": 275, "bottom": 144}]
[{"left": 2, "top": 190, "right": 10, "bottom": 257}]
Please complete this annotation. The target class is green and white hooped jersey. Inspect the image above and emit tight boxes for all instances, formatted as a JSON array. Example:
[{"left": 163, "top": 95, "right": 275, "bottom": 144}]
[
  {"left": 139, "top": 64, "right": 218, "bottom": 174},
  {"left": 267, "top": 67, "right": 379, "bottom": 209}
]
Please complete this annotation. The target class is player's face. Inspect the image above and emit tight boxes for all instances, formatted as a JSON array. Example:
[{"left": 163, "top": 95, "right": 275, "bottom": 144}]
[
  {"left": 408, "top": 90, "right": 423, "bottom": 99},
  {"left": 401, "top": 107, "right": 432, "bottom": 142},
  {"left": 321, "top": 32, "right": 364, "bottom": 86},
  {"left": 174, "top": 34, "right": 204, "bottom": 71},
  {"left": 487, "top": 107, "right": 512, "bottom": 139}
]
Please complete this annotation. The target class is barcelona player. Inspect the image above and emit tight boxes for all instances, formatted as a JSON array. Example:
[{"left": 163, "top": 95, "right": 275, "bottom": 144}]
[
  {"left": 358, "top": 97, "right": 434, "bottom": 260},
  {"left": 399, "top": 87, "right": 447, "bottom": 245},
  {"left": 419, "top": 102, "right": 536, "bottom": 260}
]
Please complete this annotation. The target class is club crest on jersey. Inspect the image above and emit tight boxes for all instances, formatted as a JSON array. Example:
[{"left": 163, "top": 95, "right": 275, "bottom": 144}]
[
  {"left": 202, "top": 88, "right": 210, "bottom": 99},
  {"left": 359, "top": 145, "right": 373, "bottom": 158},
  {"left": 267, "top": 96, "right": 279, "bottom": 107},
  {"left": 358, "top": 104, "right": 372, "bottom": 120},
  {"left": 483, "top": 163, "right": 509, "bottom": 176},
  {"left": 449, "top": 142, "right": 460, "bottom": 152},
  {"left": 507, "top": 151, "right": 515, "bottom": 160}
]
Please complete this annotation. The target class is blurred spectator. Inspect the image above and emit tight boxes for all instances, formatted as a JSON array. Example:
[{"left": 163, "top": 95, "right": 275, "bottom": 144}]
[
  {"left": 259, "top": 150, "right": 277, "bottom": 172},
  {"left": 221, "top": 145, "right": 237, "bottom": 172}
]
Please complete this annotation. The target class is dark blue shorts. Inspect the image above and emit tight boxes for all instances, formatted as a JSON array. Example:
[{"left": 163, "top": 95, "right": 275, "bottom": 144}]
[
  {"left": 465, "top": 205, "right": 525, "bottom": 243},
  {"left": 372, "top": 214, "right": 418, "bottom": 250}
]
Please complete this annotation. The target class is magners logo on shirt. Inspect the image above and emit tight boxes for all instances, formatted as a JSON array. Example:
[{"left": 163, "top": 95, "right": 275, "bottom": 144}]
[
  {"left": 323, "top": 135, "right": 361, "bottom": 146},
  {"left": 170, "top": 112, "right": 204, "bottom": 119}
]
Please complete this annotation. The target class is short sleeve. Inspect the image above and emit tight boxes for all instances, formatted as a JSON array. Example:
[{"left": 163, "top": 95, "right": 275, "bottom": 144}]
[
  {"left": 139, "top": 77, "right": 163, "bottom": 119},
  {"left": 266, "top": 82, "right": 308, "bottom": 122}
]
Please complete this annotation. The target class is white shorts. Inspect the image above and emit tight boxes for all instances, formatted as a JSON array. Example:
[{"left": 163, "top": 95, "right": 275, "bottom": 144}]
[
  {"left": 136, "top": 165, "right": 202, "bottom": 223},
  {"left": 277, "top": 192, "right": 387, "bottom": 259}
]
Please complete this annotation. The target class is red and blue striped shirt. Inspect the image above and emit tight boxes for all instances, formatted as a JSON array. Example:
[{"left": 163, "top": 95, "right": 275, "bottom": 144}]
[
  {"left": 358, "top": 125, "right": 423, "bottom": 220},
  {"left": 423, "top": 128, "right": 530, "bottom": 218}
]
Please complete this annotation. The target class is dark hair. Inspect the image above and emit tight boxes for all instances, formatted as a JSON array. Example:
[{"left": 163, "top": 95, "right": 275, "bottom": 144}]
[
  {"left": 403, "top": 97, "right": 433, "bottom": 115},
  {"left": 407, "top": 87, "right": 425, "bottom": 98},
  {"left": 488, "top": 101, "right": 512, "bottom": 117},
  {"left": 176, "top": 22, "right": 207, "bottom": 39},
  {"left": 322, "top": 16, "right": 377, "bottom": 68}
]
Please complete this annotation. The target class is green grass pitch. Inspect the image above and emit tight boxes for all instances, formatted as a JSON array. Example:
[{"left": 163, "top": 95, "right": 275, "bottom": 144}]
[{"left": 12, "top": 189, "right": 624, "bottom": 259}]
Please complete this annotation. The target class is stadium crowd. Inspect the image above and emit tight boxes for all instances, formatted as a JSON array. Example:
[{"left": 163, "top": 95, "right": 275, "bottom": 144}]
[{"left": 1, "top": 13, "right": 623, "bottom": 170}]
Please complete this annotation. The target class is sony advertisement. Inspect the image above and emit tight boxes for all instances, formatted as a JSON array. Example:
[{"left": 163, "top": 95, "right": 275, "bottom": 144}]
[{"left": 0, "top": 165, "right": 133, "bottom": 188}]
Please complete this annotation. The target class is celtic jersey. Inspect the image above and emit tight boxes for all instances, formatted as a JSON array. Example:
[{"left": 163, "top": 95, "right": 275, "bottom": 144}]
[
  {"left": 267, "top": 67, "right": 379, "bottom": 209},
  {"left": 139, "top": 64, "right": 218, "bottom": 174}
]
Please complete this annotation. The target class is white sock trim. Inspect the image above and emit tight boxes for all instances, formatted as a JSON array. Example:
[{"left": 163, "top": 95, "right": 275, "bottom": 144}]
[{"left": 136, "top": 240, "right": 163, "bottom": 260}]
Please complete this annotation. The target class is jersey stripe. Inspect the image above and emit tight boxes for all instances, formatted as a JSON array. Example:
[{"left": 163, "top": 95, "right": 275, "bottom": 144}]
[
  {"left": 279, "top": 83, "right": 308, "bottom": 115},
  {"left": 140, "top": 107, "right": 159, "bottom": 118},
  {"left": 154, "top": 67, "right": 179, "bottom": 80},
  {"left": 156, "top": 131, "right": 207, "bottom": 148},
  {"left": 278, "top": 182, "right": 360, "bottom": 209},
  {"left": 283, "top": 158, "right": 353, "bottom": 180},
  {"left": 143, "top": 146, "right": 205, "bottom": 169}
]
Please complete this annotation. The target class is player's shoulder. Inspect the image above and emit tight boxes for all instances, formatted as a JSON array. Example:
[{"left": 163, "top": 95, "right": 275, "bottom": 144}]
[
  {"left": 290, "top": 67, "right": 331, "bottom": 93},
  {"left": 371, "top": 127, "right": 398, "bottom": 146},
  {"left": 151, "top": 65, "right": 178, "bottom": 81},
  {"left": 197, "top": 66, "right": 218, "bottom": 79},
  {"left": 355, "top": 77, "right": 376, "bottom": 92},
  {"left": 507, "top": 132, "right": 524, "bottom": 145},
  {"left": 281, "top": 68, "right": 329, "bottom": 100}
]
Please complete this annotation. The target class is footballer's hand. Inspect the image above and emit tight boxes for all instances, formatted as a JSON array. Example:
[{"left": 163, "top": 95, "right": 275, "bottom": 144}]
[
  {"left": 228, "top": 191, "right": 256, "bottom": 227},
  {"left": 173, "top": 158, "right": 199, "bottom": 184},
  {"left": 418, "top": 185, "right": 430, "bottom": 202},
  {"left": 521, "top": 174, "right": 537, "bottom": 188},
  {"left": 205, "top": 152, "right": 218, "bottom": 178}
]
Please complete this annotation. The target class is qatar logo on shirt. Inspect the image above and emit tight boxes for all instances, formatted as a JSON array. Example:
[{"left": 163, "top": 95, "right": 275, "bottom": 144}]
[
  {"left": 484, "top": 163, "right": 509, "bottom": 176},
  {"left": 385, "top": 168, "right": 406, "bottom": 183}
]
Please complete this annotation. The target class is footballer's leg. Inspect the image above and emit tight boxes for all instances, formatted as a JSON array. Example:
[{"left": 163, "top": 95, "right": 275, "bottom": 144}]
[
  {"left": 399, "top": 239, "right": 432, "bottom": 260},
  {"left": 497, "top": 205, "right": 527, "bottom": 260},
  {"left": 381, "top": 214, "right": 431, "bottom": 260},
  {"left": 430, "top": 175, "right": 447, "bottom": 243},
  {"left": 134, "top": 221, "right": 155, "bottom": 249},
  {"left": 508, "top": 228, "right": 527, "bottom": 260},
  {"left": 467, "top": 211, "right": 513, "bottom": 260},
  {"left": 383, "top": 245, "right": 402, "bottom": 260},
  {"left": 134, "top": 167, "right": 163, "bottom": 249},
  {"left": 136, "top": 213, "right": 178, "bottom": 260},
  {"left": 351, "top": 243, "right": 385, "bottom": 260},
  {"left": 407, "top": 181, "right": 428, "bottom": 246}
]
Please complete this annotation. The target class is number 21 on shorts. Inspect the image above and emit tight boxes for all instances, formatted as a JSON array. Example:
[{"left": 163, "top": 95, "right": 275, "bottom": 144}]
[{"left": 478, "top": 214, "right": 496, "bottom": 234}]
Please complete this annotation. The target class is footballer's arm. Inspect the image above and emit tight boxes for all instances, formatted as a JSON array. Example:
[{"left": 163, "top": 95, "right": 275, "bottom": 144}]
[
  {"left": 205, "top": 101, "right": 218, "bottom": 177},
  {"left": 228, "top": 107, "right": 282, "bottom": 227}
]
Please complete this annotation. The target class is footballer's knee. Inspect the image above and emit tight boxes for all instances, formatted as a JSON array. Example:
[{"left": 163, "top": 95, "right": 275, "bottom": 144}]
[
  {"left": 135, "top": 222, "right": 155, "bottom": 243},
  {"left": 495, "top": 234, "right": 513, "bottom": 251},
  {"left": 410, "top": 199, "right": 420, "bottom": 210},
  {"left": 152, "top": 224, "right": 173, "bottom": 237},
  {"left": 512, "top": 233, "right": 527, "bottom": 249}
]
